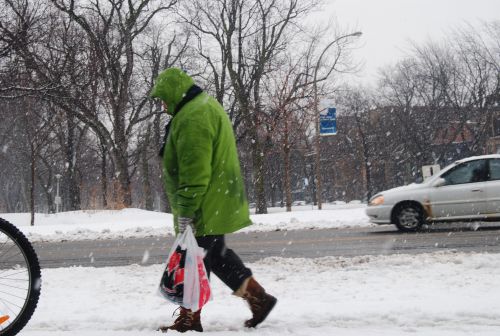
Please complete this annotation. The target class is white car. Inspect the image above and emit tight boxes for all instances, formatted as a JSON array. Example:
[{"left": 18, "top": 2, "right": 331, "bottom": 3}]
[{"left": 366, "top": 154, "right": 500, "bottom": 232}]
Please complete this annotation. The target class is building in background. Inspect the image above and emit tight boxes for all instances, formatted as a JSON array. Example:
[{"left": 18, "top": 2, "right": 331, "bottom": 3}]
[{"left": 487, "top": 112, "right": 500, "bottom": 154}]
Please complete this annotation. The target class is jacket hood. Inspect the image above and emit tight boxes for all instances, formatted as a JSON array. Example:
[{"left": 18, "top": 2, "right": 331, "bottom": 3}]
[{"left": 150, "top": 68, "right": 195, "bottom": 115}]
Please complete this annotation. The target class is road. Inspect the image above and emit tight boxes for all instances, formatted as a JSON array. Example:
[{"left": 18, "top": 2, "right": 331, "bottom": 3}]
[{"left": 33, "top": 224, "right": 500, "bottom": 268}]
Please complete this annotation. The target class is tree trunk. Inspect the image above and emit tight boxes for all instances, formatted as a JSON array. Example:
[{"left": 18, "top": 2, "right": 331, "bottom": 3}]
[
  {"left": 38, "top": 173, "right": 55, "bottom": 213},
  {"left": 141, "top": 130, "right": 154, "bottom": 210},
  {"left": 363, "top": 147, "right": 372, "bottom": 201},
  {"left": 101, "top": 146, "right": 108, "bottom": 209},
  {"left": 30, "top": 151, "right": 35, "bottom": 226},
  {"left": 115, "top": 155, "right": 132, "bottom": 208},
  {"left": 283, "top": 116, "right": 292, "bottom": 212},
  {"left": 309, "top": 160, "right": 317, "bottom": 205},
  {"left": 157, "top": 158, "right": 171, "bottom": 213},
  {"left": 251, "top": 127, "right": 267, "bottom": 214},
  {"left": 65, "top": 114, "right": 81, "bottom": 210},
  {"left": 113, "top": 113, "right": 132, "bottom": 207},
  {"left": 269, "top": 183, "right": 276, "bottom": 208}
]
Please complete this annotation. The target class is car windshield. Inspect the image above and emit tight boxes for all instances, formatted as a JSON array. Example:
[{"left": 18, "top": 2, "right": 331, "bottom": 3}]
[{"left": 442, "top": 159, "right": 488, "bottom": 185}]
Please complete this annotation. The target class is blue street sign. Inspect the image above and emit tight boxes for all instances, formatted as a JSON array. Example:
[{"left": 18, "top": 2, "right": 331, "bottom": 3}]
[{"left": 320, "top": 107, "right": 337, "bottom": 136}]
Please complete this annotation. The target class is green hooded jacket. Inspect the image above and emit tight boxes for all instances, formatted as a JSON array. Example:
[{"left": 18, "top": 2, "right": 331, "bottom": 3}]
[{"left": 150, "top": 68, "right": 252, "bottom": 236}]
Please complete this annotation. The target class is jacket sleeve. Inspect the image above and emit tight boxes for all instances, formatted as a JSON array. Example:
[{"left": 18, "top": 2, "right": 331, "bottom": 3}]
[{"left": 174, "top": 118, "right": 214, "bottom": 218}]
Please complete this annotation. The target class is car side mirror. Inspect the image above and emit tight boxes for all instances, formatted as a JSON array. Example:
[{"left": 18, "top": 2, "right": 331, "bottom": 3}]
[{"left": 432, "top": 178, "right": 446, "bottom": 188}]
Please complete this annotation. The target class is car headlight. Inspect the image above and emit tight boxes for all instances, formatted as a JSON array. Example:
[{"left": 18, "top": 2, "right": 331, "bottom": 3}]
[{"left": 369, "top": 195, "right": 384, "bottom": 206}]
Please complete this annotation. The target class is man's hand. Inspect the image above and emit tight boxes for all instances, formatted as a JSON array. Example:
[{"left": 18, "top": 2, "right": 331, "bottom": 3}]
[{"left": 178, "top": 217, "right": 194, "bottom": 234}]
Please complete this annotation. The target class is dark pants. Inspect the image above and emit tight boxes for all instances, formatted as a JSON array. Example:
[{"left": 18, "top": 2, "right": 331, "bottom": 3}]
[{"left": 195, "top": 235, "right": 252, "bottom": 292}]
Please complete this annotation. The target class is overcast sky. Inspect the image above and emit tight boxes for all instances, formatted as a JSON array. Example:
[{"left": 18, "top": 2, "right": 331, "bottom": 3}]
[{"left": 320, "top": 0, "right": 500, "bottom": 85}]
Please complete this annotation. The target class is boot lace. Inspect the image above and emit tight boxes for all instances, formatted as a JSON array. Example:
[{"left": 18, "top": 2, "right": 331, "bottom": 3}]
[{"left": 171, "top": 307, "right": 195, "bottom": 328}]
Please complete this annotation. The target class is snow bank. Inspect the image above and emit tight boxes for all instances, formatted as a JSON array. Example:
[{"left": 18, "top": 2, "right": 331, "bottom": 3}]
[
  {"left": 0, "top": 205, "right": 371, "bottom": 242},
  {"left": 24, "top": 251, "right": 500, "bottom": 335},
  {"left": 1, "top": 209, "right": 174, "bottom": 242}
]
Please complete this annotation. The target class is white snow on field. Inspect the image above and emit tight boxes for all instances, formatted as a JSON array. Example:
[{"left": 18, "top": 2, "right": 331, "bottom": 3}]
[
  {"left": 22, "top": 251, "right": 500, "bottom": 335},
  {"left": 3, "top": 205, "right": 500, "bottom": 335},
  {"left": 0, "top": 204, "right": 371, "bottom": 242}
]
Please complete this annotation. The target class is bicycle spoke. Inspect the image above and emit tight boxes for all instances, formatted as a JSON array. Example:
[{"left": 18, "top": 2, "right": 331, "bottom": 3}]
[
  {"left": 0, "top": 269, "right": 29, "bottom": 279},
  {"left": 0, "top": 295, "right": 23, "bottom": 313},
  {"left": 0, "top": 281, "right": 29, "bottom": 291}
]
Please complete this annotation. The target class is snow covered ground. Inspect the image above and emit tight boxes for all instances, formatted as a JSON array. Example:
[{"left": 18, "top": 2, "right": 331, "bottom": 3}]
[
  {"left": 3, "top": 206, "right": 500, "bottom": 334},
  {"left": 0, "top": 204, "right": 371, "bottom": 242},
  {"left": 22, "top": 251, "right": 500, "bottom": 335}
]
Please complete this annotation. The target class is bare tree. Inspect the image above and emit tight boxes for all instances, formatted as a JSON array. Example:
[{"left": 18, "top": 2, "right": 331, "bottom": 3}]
[
  {"left": 181, "top": 0, "right": 320, "bottom": 214},
  {"left": 0, "top": 0, "right": 188, "bottom": 212},
  {"left": 17, "top": 98, "right": 55, "bottom": 225},
  {"left": 367, "top": 21, "right": 499, "bottom": 192},
  {"left": 336, "top": 86, "right": 376, "bottom": 200},
  {"left": 263, "top": 51, "right": 314, "bottom": 210},
  {"left": 46, "top": 0, "right": 178, "bottom": 206},
  {"left": 452, "top": 22, "right": 500, "bottom": 152}
]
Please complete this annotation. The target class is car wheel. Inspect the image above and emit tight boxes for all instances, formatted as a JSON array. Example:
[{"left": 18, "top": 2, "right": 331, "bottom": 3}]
[{"left": 394, "top": 204, "right": 424, "bottom": 232}]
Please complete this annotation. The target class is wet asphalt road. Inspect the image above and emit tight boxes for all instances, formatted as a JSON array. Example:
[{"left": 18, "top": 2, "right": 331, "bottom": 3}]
[{"left": 33, "top": 223, "right": 500, "bottom": 269}]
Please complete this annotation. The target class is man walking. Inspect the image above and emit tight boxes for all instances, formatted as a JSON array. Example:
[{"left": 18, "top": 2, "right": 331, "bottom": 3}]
[{"left": 150, "top": 68, "right": 277, "bottom": 333}]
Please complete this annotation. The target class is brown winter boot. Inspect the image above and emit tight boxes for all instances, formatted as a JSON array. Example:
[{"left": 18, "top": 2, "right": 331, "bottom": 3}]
[
  {"left": 234, "top": 277, "right": 277, "bottom": 328},
  {"left": 158, "top": 307, "right": 203, "bottom": 333}
]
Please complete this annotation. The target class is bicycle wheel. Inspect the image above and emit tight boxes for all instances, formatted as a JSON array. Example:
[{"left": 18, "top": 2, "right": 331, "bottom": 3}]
[{"left": 0, "top": 218, "right": 41, "bottom": 336}]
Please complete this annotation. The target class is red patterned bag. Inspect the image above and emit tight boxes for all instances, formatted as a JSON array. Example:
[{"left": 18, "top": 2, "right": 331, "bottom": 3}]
[{"left": 159, "top": 226, "right": 211, "bottom": 311}]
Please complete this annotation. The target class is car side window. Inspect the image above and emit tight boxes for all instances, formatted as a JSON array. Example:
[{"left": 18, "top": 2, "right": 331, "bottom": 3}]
[
  {"left": 442, "top": 159, "right": 488, "bottom": 185},
  {"left": 489, "top": 159, "right": 500, "bottom": 181}
]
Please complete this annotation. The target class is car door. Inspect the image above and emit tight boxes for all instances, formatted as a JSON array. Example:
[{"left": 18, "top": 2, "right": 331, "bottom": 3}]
[
  {"left": 428, "top": 159, "right": 489, "bottom": 219},
  {"left": 486, "top": 159, "right": 500, "bottom": 215}
]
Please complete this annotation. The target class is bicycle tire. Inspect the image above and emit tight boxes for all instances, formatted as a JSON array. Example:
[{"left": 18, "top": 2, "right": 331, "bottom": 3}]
[{"left": 0, "top": 218, "right": 41, "bottom": 336}]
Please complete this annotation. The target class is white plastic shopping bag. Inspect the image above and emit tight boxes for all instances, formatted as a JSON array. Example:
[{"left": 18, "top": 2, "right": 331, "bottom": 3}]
[{"left": 159, "top": 226, "right": 212, "bottom": 311}]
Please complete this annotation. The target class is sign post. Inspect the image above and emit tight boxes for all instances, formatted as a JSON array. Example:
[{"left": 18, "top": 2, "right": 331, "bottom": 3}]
[
  {"left": 320, "top": 107, "right": 337, "bottom": 136},
  {"left": 55, "top": 174, "right": 62, "bottom": 213},
  {"left": 422, "top": 165, "right": 440, "bottom": 180}
]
